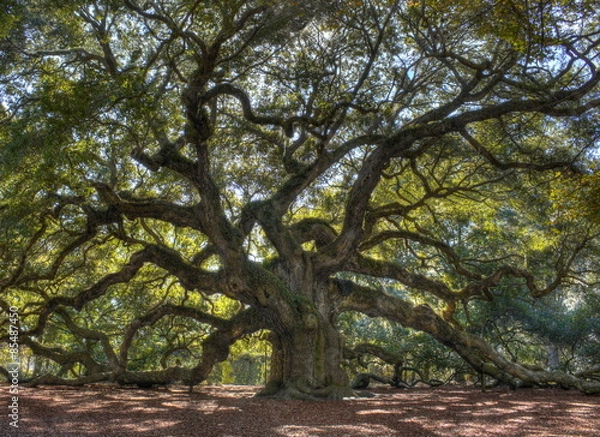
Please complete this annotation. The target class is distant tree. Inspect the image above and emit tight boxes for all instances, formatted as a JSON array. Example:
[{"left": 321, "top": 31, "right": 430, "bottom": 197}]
[{"left": 1, "top": 0, "right": 599, "bottom": 398}]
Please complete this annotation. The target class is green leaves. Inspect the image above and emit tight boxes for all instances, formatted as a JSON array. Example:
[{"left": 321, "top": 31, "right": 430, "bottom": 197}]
[
  {"left": 551, "top": 171, "right": 600, "bottom": 224},
  {"left": 2, "top": 0, "right": 599, "bottom": 390}
]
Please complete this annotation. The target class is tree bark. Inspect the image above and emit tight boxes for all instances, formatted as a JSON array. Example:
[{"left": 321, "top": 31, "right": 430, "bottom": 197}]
[{"left": 257, "top": 279, "right": 353, "bottom": 400}]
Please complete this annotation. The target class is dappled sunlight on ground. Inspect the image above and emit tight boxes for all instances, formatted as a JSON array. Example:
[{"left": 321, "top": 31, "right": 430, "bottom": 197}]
[
  {"left": 275, "top": 424, "right": 397, "bottom": 436},
  {"left": 2, "top": 384, "right": 599, "bottom": 436}
]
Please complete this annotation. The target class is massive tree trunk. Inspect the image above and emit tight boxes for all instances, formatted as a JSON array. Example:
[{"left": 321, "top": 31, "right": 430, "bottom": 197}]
[
  {"left": 255, "top": 272, "right": 353, "bottom": 400},
  {"left": 259, "top": 317, "right": 351, "bottom": 400}
]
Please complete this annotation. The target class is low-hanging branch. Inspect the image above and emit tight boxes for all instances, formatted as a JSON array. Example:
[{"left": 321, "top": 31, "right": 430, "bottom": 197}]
[{"left": 336, "top": 279, "right": 600, "bottom": 395}]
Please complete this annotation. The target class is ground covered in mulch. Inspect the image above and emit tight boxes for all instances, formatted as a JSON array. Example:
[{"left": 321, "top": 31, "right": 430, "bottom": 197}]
[{"left": 2, "top": 383, "right": 599, "bottom": 436}]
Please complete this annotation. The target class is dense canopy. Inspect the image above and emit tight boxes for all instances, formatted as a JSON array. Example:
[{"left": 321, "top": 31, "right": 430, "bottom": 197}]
[{"left": 1, "top": 0, "right": 599, "bottom": 399}]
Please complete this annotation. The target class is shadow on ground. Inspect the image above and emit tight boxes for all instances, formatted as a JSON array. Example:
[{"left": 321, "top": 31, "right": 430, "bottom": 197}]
[{"left": 3, "top": 384, "right": 599, "bottom": 437}]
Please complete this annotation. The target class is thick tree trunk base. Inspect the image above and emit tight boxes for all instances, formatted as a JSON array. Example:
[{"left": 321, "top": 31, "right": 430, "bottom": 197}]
[{"left": 255, "top": 381, "right": 357, "bottom": 400}]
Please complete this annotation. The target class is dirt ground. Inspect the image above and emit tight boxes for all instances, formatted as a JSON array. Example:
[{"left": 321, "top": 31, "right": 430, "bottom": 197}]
[{"left": 2, "top": 383, "right": 599, "bottom": 437}]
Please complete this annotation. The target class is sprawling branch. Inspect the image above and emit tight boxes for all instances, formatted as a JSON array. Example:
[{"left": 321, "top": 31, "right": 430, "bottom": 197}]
[
  {"left": 2, "top": 213, "right": 98, "bottom": 291},
  {"left": 26, "top": 248, "right": 151, "bottom": 337},
  {"left": 314, "top": 61, "right": 600, "bottom": 274},
  {"left": 316, "top": 145, "right": 401, "bottom": 272},
  {"left": 123, "top": 0, "right": 208, "bottom": 58},
  {"left": 55, "top": 308, "right": 120, "bottom": 369},
  {"left": 351, "top": 247, "right": 583, "bottom": 301},
  {"left": 202, "top": 83, "right": 296, "bottom": 136},
  {"left": 21, "top": 304, "right": 265, "bottom": 388},
  {"left": 118, "top": 303, "right": 230, "bottom": 369},
  {"left": 131, "top": 144, "right": 201, "bottom": 185},
  {"left": 359, "top": 230, "right": 482, "bottom": 280},
  {"left": 188, "top": 307, "right": 266, "bottom": 385},
  {"left": 337, "top": 281, "right": 600, "bottom": 394},
  {"left": 239, "top": 134, "right": 385, "bottom": 262},
  {"left": 345, "top": 343, "right": 446, "bottom": 389},
  {"left": 21, "top": 338, "right": 111, "bottom": 379},
  {"left": 354, "top": 255, "right": 457, "bottom": 301},
  {"left": 92, "top": 182, "right": 206, "bottom": 231},
  {"left": 460, "top": 129, "right": 576, "bottom": 172},
  {"left": 23, "top": 244, "right": 221, "bottom": 339}
]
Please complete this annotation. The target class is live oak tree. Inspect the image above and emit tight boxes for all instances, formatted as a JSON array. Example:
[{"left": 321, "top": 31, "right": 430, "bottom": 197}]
[{"left": 1, "top": 0, "right": 600, "bottom": 398}]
